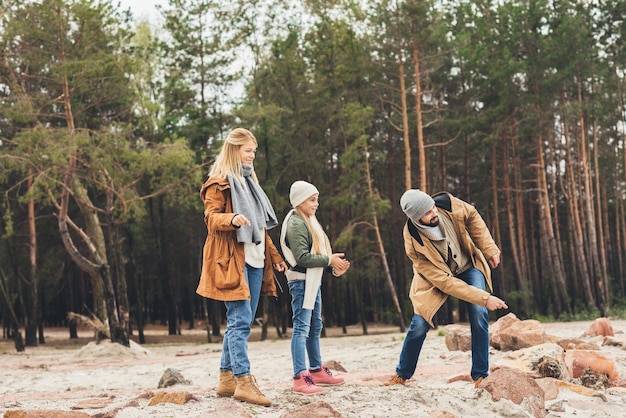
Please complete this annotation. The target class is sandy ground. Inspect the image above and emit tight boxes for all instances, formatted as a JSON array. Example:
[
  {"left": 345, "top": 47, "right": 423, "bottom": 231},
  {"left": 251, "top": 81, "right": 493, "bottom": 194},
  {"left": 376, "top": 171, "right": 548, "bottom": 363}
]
[{"left": 1, "top": 320, "right": 626, "bottom": 417}]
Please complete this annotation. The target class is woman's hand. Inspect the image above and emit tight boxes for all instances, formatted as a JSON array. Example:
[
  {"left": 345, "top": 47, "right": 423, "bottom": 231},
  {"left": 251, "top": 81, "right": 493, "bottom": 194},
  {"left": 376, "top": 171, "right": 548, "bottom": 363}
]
[{"left": 231, "top": 213, "right": 251, "bottom": 227}]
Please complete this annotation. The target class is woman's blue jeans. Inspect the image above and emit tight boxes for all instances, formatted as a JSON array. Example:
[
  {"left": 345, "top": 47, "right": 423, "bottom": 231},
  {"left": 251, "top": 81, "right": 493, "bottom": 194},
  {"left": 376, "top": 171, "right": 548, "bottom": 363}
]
[
  {"left": 288, "top": 279, "right": 323, "bottom": 377},
  {"left": 395, "top": 267, "right": 490, "bottom": 381},
  {"left": 220, "top": 264, "right": 263, "bottom": 377}
]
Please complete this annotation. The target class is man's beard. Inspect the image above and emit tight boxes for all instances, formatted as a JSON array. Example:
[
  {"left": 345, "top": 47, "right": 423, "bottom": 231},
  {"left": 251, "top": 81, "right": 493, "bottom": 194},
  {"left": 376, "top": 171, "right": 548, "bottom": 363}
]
[{"left": 419, "top": 217, "right": 439, "bottom": 227}]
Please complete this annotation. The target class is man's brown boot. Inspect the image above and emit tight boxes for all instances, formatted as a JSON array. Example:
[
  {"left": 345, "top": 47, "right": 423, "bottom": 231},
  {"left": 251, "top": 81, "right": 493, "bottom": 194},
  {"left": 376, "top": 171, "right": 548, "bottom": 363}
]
[
  {"left": 233, "top": 374, "right": 272, "bottom": 406},
  {"left": 216, "top": 370, "right": 237, "bottom": 397},
  {"left": 384, "top": 374, "right": 407, "bottom": 386}
]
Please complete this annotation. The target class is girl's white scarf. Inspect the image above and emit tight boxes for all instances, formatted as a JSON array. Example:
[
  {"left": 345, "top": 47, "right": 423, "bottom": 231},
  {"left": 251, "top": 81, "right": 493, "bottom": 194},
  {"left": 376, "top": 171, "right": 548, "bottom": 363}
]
[{"left": 280, "top": 209, "right": 328, "bottom": 309}]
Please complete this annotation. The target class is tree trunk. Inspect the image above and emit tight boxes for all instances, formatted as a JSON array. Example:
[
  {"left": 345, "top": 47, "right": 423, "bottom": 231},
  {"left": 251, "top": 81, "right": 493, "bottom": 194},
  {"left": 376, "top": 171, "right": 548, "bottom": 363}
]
[
  {"left": 150, "top": 197, "right": 177, "bottom": 335},
  {"left": 58, "top": 63, "right": 129, "bottom": 346},
  {"left": 126, "top": 226, "right": 146, "bottom": 344},
  {"left": 202, "top": 299, "right": 213, "bottom": 343},
  {"left": 560, "top": 100, "right": 594, "bottom": 312},
  {"left": 411, "top": 22, "right": 426, "bottom": 190},
  {"left": 398, "top": 39, "right": 411, "bottom": 190},
  {"left": 591, "top": 120, "right": 608, "bottom": 305},
  {"left": 489, "top": 142, "right": 505, "bottom": 306},
  {"left": 210, "top": 300, "right": 222, "bottom": 338},
  {"left": 0, "top": 267, "right": 25, "bottom": 352},
  {"left": 25, "top": 172, "right": 38, "bottom": 347},
  {"left": 365, "top": 141, "right": 406, "bottom": 332},
  {"left": 536, "top": 128, "right": 570, "bottom": 315},
  {"left": 615, "top": 73, "right": 626, "bottom": 297},
  {"left": 502, "top": 132, "right": 528, "bottom": 305},
  {"left": 577, "top": 82, "right": 606, "bottom": 315},
  {"left": 106, "top": 192, "right": 131, "bottom": 340}
]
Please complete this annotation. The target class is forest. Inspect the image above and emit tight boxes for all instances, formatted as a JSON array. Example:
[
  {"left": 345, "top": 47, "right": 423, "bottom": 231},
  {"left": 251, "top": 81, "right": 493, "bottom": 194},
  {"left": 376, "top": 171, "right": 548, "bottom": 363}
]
[{"left": 1, "top": 0, "right": 626, "bottom": 351}]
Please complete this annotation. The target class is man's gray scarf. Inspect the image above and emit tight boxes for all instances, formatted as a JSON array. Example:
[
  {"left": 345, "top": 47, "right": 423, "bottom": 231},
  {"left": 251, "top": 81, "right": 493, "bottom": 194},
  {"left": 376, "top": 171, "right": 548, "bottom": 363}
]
[{"left": 229, "top": 165, "right": 278, "bottom": 244}]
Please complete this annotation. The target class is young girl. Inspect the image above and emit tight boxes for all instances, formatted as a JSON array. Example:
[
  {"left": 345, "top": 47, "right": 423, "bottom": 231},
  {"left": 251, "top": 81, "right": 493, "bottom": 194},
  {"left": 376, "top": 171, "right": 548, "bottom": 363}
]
[
  {"left": 280, "top": 181, "right": 351, "bottom": 394},
  {"left": 197, "top": 128, "right": 287, "bottom": 406}
]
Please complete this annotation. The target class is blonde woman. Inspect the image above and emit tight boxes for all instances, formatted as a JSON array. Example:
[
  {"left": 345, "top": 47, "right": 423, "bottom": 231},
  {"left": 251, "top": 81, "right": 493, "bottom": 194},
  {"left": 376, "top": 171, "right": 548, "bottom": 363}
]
[
  {"left": 280, "top": 181, "right": 350, "bottom": 394},
  {"left": 197, "top": 128, "right": 287, "bottom": 406}
]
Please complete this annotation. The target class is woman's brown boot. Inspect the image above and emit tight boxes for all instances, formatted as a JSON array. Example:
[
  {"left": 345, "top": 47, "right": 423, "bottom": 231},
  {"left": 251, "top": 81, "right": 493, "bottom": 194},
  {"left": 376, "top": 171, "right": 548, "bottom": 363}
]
[
  {"left": 233, "top": 374, "right": 272, "bottom": 406},
  {"left": 216, "top": 370, "right": 236, "bottom": 397}
]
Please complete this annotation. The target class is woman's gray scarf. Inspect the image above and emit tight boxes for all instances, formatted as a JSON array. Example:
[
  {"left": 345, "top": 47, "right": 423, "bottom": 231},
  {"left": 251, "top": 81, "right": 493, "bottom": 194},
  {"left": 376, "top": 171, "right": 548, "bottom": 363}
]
[{"left": 228, "top": 165, "right": 278, "bottom": 244}]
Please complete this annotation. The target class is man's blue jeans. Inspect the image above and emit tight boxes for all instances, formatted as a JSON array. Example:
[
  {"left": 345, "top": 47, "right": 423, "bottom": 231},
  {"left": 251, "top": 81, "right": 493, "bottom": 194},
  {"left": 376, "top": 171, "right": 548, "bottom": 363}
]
[
  {"left": 220, "top": 264, "right": 263, "bottom": 377},
  {"left": 288, "top": 279, "right": 323, "bottom": 377},
  {"left": 395, "top": 267, "right": 490, "bottom": 381}
]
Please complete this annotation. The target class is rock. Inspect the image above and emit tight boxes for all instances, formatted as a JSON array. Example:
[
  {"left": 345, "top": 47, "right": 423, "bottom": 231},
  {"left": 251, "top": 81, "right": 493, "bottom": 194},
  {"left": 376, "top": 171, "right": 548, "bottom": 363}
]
[
  {"left": 4, "top": 412, "right": 91, "bottom": 418},
  {"left": 498, "top": 320, "right": 547, "bottom": 351},
  {"left": 148, "top": 391, "right": 198, "bottom": 406},
  {"left": 324, "top": 359, "right": 347, "bottom": 372},
  {"left": 158, "top": 368, "right": 191, "bottom": 388},
  {"left": 428, "top": 411, "right": 459, "bottom": 418},
  {"left": 554, "top": 380, "right": 607, "bottom": 401},
  {"left": 535, "top": 378, "right": 559, "bottom": 400},
  {"left": 279, "top": 400, "right": 343, "bottom": 417},
  {"left": 494, "top": 343, "right": 565, "bottom": 376},
  {"left": 601, "top": 334, "right": 626, "bottom": 347},
  {"left": 581, "top": 318, "right": 614, "bottom": 337},
  {"left": 477, "top": 367, "right": 545, "bottom": 418},
  {"left": 444, "top": 324, "right": 472, "bottom": 351},
  {"left": 71, "top": 398, "right": 113, "bottom": 409},
  {"left": 555, "top": 338, "right": 600, "bottom": 351},
  {"left": 563, "top": 350, "right": 619, "bottom": 385},
  {"left": 489, "top": 312, "right": 520, "bottom": 349}
]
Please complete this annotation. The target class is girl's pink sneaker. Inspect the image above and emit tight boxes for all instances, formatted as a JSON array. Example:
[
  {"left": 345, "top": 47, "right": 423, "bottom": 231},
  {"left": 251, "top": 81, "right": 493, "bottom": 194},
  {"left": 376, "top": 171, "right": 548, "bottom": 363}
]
[
  {"left": 310, "top": 366, "right": 344, "bottom": 385},
  {"left": 293, "top": 371, "right": 324, "bottom": 394}
]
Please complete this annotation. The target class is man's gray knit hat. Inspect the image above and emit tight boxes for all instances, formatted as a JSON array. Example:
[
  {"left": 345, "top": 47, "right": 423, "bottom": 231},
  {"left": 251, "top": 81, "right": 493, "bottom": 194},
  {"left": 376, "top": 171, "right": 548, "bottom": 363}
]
[{"left": 400, "top": 189, "right": 435, "bottom": 222}]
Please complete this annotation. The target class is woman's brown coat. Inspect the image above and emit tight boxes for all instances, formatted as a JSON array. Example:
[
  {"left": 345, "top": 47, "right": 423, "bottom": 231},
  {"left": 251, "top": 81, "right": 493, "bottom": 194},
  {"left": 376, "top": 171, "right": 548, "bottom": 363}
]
[{"left": 196, "top": 177, "right": 283, "bottom": 301}]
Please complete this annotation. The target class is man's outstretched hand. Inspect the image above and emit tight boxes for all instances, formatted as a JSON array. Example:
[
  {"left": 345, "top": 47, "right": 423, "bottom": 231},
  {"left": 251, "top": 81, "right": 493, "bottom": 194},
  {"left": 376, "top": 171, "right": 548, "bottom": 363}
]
[{"left": 485, "top": 295, "right": 508, "bottom": 311}]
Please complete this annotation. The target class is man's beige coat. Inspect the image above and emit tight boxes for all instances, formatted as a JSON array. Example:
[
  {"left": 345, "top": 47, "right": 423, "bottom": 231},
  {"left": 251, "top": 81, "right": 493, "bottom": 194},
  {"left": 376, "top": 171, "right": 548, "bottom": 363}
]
[{"left": 403, "top": 192, "right": 500, "bottom": 327}]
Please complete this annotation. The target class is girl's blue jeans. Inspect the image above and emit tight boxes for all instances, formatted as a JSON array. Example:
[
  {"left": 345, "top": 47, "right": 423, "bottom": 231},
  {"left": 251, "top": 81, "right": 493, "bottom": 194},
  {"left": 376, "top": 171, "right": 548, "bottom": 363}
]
[{"left": 288, "top": 279, "right": 323, "bottom": 377}]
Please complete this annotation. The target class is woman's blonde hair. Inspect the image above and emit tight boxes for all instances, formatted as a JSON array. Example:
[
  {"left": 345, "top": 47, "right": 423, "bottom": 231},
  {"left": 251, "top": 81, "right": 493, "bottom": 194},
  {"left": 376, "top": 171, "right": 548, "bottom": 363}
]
[
  {"left": 209, "top": 128, "right": 259, "bottom": 183},
  {"left": 294, "top": 207, "right": 332, "bottom": 255}
]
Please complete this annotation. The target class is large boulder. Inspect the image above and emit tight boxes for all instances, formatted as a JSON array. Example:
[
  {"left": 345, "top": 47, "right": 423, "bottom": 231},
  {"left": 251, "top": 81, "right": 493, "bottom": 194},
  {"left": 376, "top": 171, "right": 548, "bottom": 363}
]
[
  {"left": 477, "top": 367, "right": 545, "bottom": 418},
  {"left": 581, "top": 317, "right": 614, "bottom": 338},
  {"left": 444, "top": 324, "right": 472, "bottom": 351},
  {"left": 489, "top": 312, "right": 520, "bottom": 349},
  {"left": 563, "top": 350, "right": 620, "bottom": 386},
  {"left": 498, "top": 319, "right": 547, "bottom": 351}
]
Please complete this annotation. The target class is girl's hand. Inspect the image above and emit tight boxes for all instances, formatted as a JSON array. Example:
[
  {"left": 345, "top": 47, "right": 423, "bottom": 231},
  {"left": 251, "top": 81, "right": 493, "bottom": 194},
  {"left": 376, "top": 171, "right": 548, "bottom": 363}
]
[
  {"left": 330, "top": 253, "right": 349, "bottom": 271},
  {"left": 330, "top": 253, "right": 350, "bottom": 276},
  {"left": 332, "top": 261, "right": 351, "bottom": 276}
]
